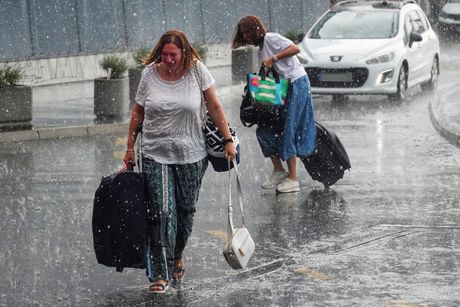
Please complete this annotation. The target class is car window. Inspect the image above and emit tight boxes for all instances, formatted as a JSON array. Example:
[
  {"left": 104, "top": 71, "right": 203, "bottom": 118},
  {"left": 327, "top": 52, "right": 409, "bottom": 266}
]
[
  {"left": 308, "top": 10, "right": 399, "bottom": 39},
  {"left": 418, "top": 10, "right": 430, "bottom": 30},
  {"left": 403, "top": 14, "right": 413, "bottom": 45},
  {"left": 448, "top": 0, "right": 460, "bottom": 3},
  {"left": 408, "top": 10, "right": 426, "bottom": 34}
]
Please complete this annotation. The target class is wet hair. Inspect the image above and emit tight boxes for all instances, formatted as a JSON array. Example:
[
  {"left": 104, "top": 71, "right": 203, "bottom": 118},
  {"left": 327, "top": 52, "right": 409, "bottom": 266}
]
[
  {"left": 231, "top": 15, "right": 267, "bottom": 49},
  {"left": 143, "top": 30, "right": 201, "bottom": 71}
]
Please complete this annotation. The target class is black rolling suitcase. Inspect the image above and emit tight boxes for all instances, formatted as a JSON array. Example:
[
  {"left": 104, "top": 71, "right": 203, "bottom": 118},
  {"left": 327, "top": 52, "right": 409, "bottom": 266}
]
[
  {"left": 300, "top": 122, "right": 351, "bottom": 188},
  {"left": 92, "top": 127, "right": 147, "bottom": 272}
]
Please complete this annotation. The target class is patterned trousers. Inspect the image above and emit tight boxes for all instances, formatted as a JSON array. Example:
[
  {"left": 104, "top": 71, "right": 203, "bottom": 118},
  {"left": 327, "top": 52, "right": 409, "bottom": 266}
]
[{"left": 142, "top": 157, "right": 208, "bottom": 282}]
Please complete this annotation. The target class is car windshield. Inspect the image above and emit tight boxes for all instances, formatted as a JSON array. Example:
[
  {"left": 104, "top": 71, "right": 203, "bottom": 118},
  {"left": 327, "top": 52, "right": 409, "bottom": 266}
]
[{"left": 309, "top": 10, "right": 399, "bottom": 39}]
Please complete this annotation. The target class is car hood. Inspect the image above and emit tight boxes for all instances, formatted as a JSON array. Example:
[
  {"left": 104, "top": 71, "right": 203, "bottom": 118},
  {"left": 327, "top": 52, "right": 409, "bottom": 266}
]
[
  {"left": 442, "top": 3, "right": 460, "bottom": 15},
  {"left": 301, "top": 38, "right": 393, "bottom": 60}
]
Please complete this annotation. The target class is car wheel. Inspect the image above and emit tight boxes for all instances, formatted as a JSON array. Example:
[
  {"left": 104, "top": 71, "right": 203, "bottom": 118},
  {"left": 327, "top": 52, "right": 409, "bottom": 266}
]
[
  {"left": 389, "top": 64, "right": 407, "bottom": 101},
  {"left": 421, "top": 56, "right": 439, "bottom": 92}
]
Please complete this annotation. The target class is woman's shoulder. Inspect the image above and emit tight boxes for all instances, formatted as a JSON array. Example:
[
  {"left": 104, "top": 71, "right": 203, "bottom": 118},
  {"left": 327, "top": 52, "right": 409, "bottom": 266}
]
[
  {"left": 142, "top": 63, "right": 155, "bottom": 74},
  {"left": 264, "top": 32, "right": 293, "bottom": 48},
  {"left": 193, "top": 59, "right": 211, "bottom": 76},
  {"left": 194, "top": 59, "right": 206, "bottom": 70},
  {"left": 266, "top": 32, "right": 293, "bottom": 43},
  {"left": 265, "top": 32, "right": 283, "bottom": 39},
  {"left": 191, "top": 59, "right": 215, "bottom": 89}
]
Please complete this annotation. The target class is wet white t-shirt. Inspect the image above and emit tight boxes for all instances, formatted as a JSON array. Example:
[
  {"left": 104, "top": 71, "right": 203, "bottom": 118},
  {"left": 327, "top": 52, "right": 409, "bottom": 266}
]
[
  {"left": 258, "top": 32, "right": 306, "bottom": 82},
  {"left": 135, "top": 61, "right": 215, "bottom": 164}
]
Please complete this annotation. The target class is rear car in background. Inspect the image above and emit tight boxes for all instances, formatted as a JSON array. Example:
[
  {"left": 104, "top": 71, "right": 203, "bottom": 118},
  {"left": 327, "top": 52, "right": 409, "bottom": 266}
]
[
  {"left": 439, "top": 0, "right": 460, "bottom": 35},
  {"left": 298, "top": 0, "right": 440, "bottom": 100}
]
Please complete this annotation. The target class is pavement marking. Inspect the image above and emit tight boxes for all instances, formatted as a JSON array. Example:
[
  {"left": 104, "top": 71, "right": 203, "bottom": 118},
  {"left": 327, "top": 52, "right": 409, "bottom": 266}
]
[
  {"left": 329, "top": 230, "right": 416, "bottom": 254},
  {"left": 207, "top": 229, "right": 228, "bottom": 242},
  {"left": 294, "top": 267, "right": 334, "bottom": 281},
  {"left": 384, "top": 299, "right": 420, "bottom": 307}
]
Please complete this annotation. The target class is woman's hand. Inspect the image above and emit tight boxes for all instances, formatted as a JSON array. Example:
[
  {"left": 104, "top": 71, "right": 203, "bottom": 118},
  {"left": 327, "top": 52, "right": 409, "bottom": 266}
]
[
  {"left": 224, "top": 142, "right": 238, "bottom": 161},
  {"left": 262, "top": 57, "right": 274, "bottom": 68},
  {"left": 123, "top": 150, "right": 136, "bottom": 167}
]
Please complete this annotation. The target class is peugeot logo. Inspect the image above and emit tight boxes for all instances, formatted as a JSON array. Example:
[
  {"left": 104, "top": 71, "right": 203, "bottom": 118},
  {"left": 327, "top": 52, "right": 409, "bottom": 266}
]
[{"left": 330, "top": 56, "right": 343, "bottom": 62}]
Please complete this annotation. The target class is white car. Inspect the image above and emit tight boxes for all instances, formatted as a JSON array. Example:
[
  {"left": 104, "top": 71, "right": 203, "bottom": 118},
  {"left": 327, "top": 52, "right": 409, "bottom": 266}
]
[
  {"left": 439, "top": 0, "right": 460, "bottom": 34},
  {"left": 298, "top": 0, "right": 440, "bottom": 100}
]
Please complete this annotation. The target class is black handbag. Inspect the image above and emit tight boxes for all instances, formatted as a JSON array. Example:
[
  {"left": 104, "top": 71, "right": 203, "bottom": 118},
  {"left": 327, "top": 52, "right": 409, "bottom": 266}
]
[
  {"left": 203, "top": 115, "right": 241, "bottom": 172},
  {"left": 240, "top": 85, "right": 283, "bottom": 130}
]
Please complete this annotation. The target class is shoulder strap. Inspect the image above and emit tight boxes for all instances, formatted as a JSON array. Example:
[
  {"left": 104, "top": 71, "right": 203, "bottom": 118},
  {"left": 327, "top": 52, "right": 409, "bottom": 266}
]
[
  {"left": 227, "top": 159, "right": 247, "bottom": 240},
  {"left": 190, "top": 61, "right": 207, "bottom": 125}
]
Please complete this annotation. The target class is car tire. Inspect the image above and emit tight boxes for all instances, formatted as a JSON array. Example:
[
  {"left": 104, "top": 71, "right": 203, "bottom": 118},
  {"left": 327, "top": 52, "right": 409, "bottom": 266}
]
[
  {"left": 389, "top": 64, "right": 407, "bottom": 101},
  {"left": 421, "top": 56, "right": 439, "bottom": 92}
]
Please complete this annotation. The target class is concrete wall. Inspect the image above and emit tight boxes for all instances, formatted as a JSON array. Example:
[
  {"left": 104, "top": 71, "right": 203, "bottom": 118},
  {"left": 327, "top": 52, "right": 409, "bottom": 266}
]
[
  {"left": 10, "top": 43, "right": 232, "bottom": 85},
  {"left": 1, "top": 0, "right": 327, "bottom": 62}
]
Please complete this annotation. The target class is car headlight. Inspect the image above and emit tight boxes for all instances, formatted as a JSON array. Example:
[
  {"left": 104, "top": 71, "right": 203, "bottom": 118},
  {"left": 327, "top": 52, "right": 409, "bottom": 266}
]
[{"left": 365, "top": 52, "right": 395, "bottom": 65}]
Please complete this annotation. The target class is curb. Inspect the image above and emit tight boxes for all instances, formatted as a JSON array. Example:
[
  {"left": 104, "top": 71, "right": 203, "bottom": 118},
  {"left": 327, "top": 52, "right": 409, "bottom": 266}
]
[
  {"left": 0, "top": 122, "right": 129, "bottom": 143},
  {"left": 429, "top": 89, "right": 460, "bottom": 147}
]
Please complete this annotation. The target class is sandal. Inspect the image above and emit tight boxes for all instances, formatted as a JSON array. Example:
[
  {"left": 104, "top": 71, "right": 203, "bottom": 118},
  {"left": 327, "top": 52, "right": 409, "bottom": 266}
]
[
  {"left": 172, "top": 267, "right": 185, "bottom": 281},
  {"left": 172, "top": 258, "right": 185, "bottom": 281},
  {"left": 149, "top": 280, "right": 169, "bottom": 294}
]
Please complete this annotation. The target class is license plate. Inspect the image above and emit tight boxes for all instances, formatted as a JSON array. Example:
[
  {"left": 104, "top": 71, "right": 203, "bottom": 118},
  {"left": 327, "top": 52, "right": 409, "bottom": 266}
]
[{"left": 319, "top": 72, "right": 353, "bottom": 82}]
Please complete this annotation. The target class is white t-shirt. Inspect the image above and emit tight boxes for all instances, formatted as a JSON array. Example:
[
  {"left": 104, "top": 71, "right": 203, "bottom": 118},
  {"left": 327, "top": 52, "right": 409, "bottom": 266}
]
[
  {"left": 135, "top": 61, "right": 215, "bottom": 164},
  {"left": 258, "top": 32, "right": 306, "bottom": 82}
]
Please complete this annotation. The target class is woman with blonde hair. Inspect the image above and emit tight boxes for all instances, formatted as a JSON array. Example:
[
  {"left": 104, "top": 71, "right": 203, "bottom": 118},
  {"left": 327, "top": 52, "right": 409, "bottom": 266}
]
[{"left": 124, "top": 30, "right": 237, "bottom": 293}]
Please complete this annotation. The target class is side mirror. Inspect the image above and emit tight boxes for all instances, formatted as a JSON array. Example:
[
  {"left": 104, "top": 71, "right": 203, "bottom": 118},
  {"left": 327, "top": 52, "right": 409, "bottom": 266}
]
[{"left": 409, "top": 32, "right": 422, "bottom": 48}]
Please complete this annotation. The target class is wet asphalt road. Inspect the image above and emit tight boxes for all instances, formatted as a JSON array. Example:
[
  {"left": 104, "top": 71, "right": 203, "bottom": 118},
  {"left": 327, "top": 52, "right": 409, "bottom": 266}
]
[{"left": 1, "top": 68, "right": 460, "bottom": 306}]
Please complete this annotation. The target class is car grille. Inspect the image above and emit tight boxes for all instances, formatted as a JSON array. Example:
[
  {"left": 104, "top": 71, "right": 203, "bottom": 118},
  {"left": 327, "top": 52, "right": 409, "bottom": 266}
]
[{"left": 306, "top": 67, "right": 369, "bottom": 88}]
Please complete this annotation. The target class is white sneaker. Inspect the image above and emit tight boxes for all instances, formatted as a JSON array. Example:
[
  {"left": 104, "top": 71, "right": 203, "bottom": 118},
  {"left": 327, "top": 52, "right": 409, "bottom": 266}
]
[
  {"left": 276, "top": 178, "right": 300, "bottom": 193},
  {"left": 261, "top": 170, "right": 288, "bottom": 189}
]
